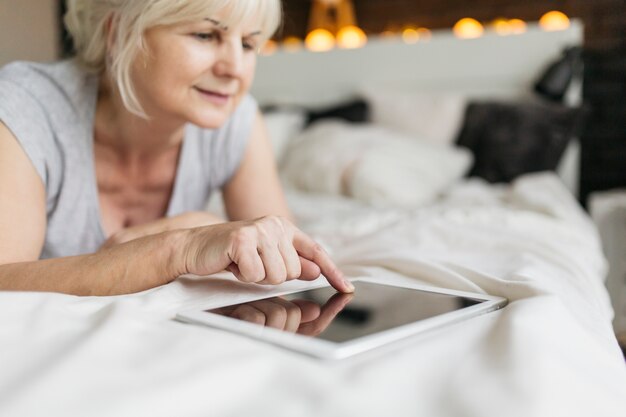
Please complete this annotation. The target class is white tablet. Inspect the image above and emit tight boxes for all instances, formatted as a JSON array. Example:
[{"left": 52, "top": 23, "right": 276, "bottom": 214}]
[{"left": 176, "top": 278, "right": 508, "bottom": 360}]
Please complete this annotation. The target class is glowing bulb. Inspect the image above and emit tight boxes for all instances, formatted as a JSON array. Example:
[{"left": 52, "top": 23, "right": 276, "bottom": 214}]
[
  {"left": 282, "top": 36, "right": 303, "bottom": 52},
  {"left": 402, "top": 27, "right": 420, "bottom": 44},
  {"left": 539, "top": 11, "right": 570, "bottom": 31},
  {"left": 491, "top": 18, "right": 512, "bottom": 36},
  {"left": 417, "top": 28, "right": 432, "bottom": 41},
  {"left": 337, "top": 25, "right": 367, "bottom": 49},
  {"left": 260, "top": 40, "right": 278, "bottom": 56},
  {"left": 305, "top": 29, "right": 335, "bottom": 52},
  {"left": 508, "top": 19, "right": 527, "bottom": 34},
  {"left": 453, "top": 18, "right": 484, "bottom": 39}
]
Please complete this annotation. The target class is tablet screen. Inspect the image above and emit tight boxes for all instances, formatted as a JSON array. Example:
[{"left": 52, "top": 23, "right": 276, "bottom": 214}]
[{"left": 207, "top": 281, "right": 484, "bottom": 343}]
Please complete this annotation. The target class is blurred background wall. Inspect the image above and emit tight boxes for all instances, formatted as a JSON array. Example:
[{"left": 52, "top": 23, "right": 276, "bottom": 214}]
[{"left": 0, "top": 0, "right": 59, "bottom": 66}]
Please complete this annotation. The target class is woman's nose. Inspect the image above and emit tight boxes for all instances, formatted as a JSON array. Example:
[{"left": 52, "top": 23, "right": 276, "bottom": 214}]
[{"left": 214, "top": 40, "right": 244, "bottom": 79}]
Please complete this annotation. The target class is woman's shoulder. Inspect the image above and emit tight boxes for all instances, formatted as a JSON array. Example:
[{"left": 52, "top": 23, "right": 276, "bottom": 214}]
[
  {"left": 0, "top": 59, "right": 96, "bottom": 117},
  {"left": 0, "top": 59, "right": 86, "bottom": 83},
  {"left": 2, "top": 60, "right": 70, "bottom": 86},
  {"left": 0, "top": 60, "right": 96, "bottom": 189}
]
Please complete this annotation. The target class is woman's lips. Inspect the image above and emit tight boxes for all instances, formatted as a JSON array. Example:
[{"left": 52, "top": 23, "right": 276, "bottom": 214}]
[{"left": 194, "top": 87, "right": 231, "bottom": 106}]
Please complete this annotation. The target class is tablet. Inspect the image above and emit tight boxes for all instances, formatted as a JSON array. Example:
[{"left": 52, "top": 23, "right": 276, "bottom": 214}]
[{"left": 176, "top": 278, "right": 508, "bottom": 359}]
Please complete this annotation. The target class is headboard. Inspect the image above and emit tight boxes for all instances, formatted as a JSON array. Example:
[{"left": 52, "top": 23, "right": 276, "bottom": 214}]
[{"left": 251, "top": 21, "right": 584, "bottom": 108}]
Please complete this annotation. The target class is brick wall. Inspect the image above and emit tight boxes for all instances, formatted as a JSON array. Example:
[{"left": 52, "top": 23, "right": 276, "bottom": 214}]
[
  {"left": 280, "top": 0, "right": 625, "bottom": 50},
  {"left": 281, "top": 0, "right": 626, "bottom": 203}
]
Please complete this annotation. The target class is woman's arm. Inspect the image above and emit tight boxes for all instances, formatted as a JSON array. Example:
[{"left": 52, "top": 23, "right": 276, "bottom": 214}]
[
  {"left": 222, "top": 110, "right": 293, "bottom": 221},
  {"left": 0, "top": 218, "right": 354, "bottom": 296},
  {"left": 0, "top": 232, "right": 183, "bottom": 295},
  {"left": 0, "top": 122, "right": 46, "bottom": 264},
  {"left": 0, "top": 121, "right": 176, "bottom": 295},
  {"left": 0, "top": 122, "right": 354, "bottom": 295}
]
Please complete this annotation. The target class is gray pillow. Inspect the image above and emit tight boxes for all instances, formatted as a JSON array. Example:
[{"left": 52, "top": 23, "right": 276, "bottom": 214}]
[{"left": 456, "top": 100, "right": 585, "bottom": 183}]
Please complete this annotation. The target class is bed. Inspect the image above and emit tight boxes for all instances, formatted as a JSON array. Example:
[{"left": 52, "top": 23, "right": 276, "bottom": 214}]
[{"left": 1, "top": 22, "right": 625, "bottom": 417}]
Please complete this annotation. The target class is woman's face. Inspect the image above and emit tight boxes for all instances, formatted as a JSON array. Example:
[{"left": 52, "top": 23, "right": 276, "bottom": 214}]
[{"left": 130, "top": 11, "right": 261, "bottom": 128}]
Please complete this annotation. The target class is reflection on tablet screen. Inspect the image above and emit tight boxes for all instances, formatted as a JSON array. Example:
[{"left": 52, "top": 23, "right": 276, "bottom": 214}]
[{"left": 207, "top": 282, "right": 483, "bottom": 343}]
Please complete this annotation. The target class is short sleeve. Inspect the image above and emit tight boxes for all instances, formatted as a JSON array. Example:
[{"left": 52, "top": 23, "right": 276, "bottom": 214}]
[
  {"left": 220, "top": 96, "right": 258, "bottom": 184},
  {"left": 168, "top": 94, "right": 260, "bottom": 214},
  {"left": 211, "top": 94, "right": 259, "bottom": 189},
  {"left": 0, "top": 79, "right": 53, "bottom": 185}
]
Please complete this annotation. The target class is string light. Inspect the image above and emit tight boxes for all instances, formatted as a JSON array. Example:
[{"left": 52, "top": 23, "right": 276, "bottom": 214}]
[
  {"left": 508, "top": 19, "right": 527, "bottom": 34},
  {"left": 402, "top": 26, "right": 420, "bottom": 44},
  {"left": 274, "top": 8, "right": 556, "bottom": 55},
  {"left": 337, "top": 25, "right": 367, "bottom": 49},
  {"left": 539, "top": 11, "right": 570, "bottom": 31},
  {"left": 282, "top": 36, "right": 303, "bottom": 52},
  {"left": 417, "top": 28, "right": 432, "bottom": 41},
  {"left": 305, "top": 28, "right": 335, "bottom": 52},
  {"left": 491, "top": 18, "right": 512, "bottom": 36},
  {"left": 453, "top": 18, "right": 484, "bottom": 39}
]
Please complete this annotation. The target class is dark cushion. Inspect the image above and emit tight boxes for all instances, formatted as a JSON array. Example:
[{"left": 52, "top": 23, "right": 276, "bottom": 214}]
[
  {"left": 305, "top": 99, "right": 370, "bottom": 127},
  {"left": 455, "top": 100, "right": 585, "bottom": 183}
]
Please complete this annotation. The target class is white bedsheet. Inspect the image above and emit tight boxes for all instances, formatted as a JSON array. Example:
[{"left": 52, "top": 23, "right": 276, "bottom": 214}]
[{"left": 1, "top": 173, "right": 625, "bottom": 417}]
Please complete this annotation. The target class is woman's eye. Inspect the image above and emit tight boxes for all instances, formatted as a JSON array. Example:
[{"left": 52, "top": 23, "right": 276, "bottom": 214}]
[
  {"left": 242, "top": 40, "right": 257, "bottom": 52},
  {"left": 193, "top": 32, "right": 218, "bottom": 41}
]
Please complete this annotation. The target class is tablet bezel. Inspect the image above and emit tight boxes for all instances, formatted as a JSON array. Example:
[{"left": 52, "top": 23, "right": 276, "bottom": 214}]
[{"left": 175, "top": 277, "right": 508, "bottom": 359}]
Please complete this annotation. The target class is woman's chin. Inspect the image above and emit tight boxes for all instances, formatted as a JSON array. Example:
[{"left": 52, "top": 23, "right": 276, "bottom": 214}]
[{"left": 185, "top": 111, "right": 229, "bottom": 130}]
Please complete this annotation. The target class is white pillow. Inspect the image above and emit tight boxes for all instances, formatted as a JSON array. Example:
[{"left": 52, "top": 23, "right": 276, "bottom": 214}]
[
  {"left": 360, "top": 88, "right": 467, "bottom": 147},
  {"left": 281, "top": 121, "right": 473, "bottom": 207},
  {"left": 262, "top": 110, "right": 306, "bottom": 163},
  {"left": 280, "top": 121, "right": 366, "bottom": 195}
]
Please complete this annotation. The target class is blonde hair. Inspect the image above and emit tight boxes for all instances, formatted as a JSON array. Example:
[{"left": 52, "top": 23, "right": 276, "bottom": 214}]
[{"left": 64, "top": 0, "right": 282, "bottom": 117}]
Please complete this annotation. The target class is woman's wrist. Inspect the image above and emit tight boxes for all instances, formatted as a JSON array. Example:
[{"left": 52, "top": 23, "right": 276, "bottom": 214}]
[
  {"left": 177, "top": 211, "right": 224, "bottom": 228},
  {"left": 163, "top": 228, "right": 193, "bottom": 279}
]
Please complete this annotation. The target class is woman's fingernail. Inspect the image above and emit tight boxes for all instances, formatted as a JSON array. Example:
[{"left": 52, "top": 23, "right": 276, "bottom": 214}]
[{"left": 344, "top": 279, "right": 355, "bottom": 292}]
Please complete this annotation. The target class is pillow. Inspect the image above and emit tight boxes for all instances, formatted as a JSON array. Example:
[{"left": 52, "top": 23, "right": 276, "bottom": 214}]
[
  {"left": 455, "top": 100, "right": 584, "bottom": 183},
  {"left": 360, "top": 88, "right": 467, "bottom": 146},
  {"left": 281, "top": 120, "right": 473, "bottom": 207},
  {"left": 262, "top": 109, "right": 306, "bottom": 163},
  {"left": 305, "top": 99, "right": 370, "bottom": 127}
]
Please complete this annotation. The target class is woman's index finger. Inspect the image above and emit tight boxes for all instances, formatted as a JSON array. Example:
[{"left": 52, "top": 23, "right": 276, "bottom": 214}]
[{"left": 293, "top": 230, "right": 354, "bottom": 293}]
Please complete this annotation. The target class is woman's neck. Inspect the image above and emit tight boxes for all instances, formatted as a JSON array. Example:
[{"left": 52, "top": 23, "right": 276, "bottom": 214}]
[{"left": 94, "top": 75, "right": 185, "bottom": 162}]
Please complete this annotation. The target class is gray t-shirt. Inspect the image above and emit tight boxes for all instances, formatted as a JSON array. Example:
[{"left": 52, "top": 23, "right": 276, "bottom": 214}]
[{"left": 0, "top": 60, "right": 257, "bottom": 259}]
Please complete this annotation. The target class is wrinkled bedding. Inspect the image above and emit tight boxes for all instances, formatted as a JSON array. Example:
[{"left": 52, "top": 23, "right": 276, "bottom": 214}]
[{"left": 1, "top": 173, "right": 625, "bottom": 417}]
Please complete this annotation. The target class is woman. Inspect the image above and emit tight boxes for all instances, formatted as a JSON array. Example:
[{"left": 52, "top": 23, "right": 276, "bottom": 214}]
[{"left": 0, "top": 0, "right": 354, "bottom": 296}]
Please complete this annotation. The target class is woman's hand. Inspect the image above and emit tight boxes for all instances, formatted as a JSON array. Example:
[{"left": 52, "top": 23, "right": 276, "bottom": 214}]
[
  {"left": 101, "top": 211, "right": 224, "bottom": 249},
  {"left": 180, "top": 216, "right": 354, "bottom": 293}
]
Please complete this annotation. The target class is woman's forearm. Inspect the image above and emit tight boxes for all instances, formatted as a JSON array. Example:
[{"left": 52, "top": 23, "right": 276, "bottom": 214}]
[
  {"left": 0, "top": 216, "right": 354, "bottom": 296},
  {"left": 0, "top": 230, "right": 188, "bottom": 296}
]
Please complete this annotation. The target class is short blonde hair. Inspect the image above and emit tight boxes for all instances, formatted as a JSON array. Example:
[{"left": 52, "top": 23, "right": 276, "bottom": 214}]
[{"left": 64, "top": 0, "right": 282, "bottom": 117}]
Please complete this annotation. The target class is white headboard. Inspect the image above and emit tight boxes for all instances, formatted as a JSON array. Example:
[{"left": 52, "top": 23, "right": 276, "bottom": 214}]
[{"left": 251, "top": 21, "right": 583, "bottom": 108}]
